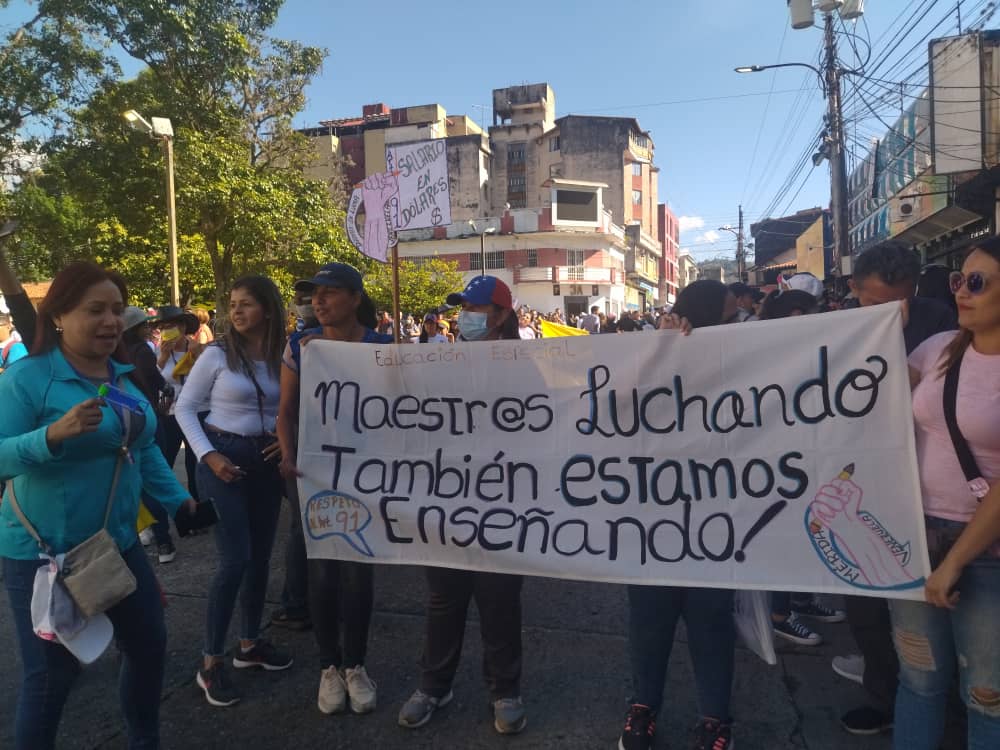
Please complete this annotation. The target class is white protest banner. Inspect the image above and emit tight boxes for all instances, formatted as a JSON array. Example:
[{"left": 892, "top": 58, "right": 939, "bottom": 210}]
[
  {"left": 385, "top": 140, "right": 451, "bottom": 230},
  {"left": 297, "top": 304, "right": 930, "bottom": 600}
]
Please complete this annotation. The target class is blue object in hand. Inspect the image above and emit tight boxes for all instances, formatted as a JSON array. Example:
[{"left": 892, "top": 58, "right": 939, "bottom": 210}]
[{"left": 97, "top": 383, "right": 146, "bottom": 415}]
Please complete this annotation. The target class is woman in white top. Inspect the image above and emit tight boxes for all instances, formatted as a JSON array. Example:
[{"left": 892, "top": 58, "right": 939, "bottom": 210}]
[
  {"left": 418, "top": 312, "right": 449, "bottom": 343},
  {"left": 175, "top": 275, "right": 290, "bottom": 708}
]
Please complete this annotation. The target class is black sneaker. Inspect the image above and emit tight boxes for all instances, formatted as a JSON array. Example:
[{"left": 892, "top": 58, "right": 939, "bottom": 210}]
[
  {"left": 792, "top": 598, "right": 846, "bottom": 623},
  {"left": 232, "top": 639, "right": 293, "bottom": 671},
  {"left": 157, "top": 541, "right": 176, "bottom": 564},
  {"left": 692, "top": 717, "right": 734, "bottom": 750},
  {"left": 618, "top": 704, "right": 655, "bottom": 750},
  {"left": 841, "top": 706, "right": 893, "bottom": 735},
  {"left": 773, "top": 613, "right": 822, "bottom": 646},
  {"left": 270, "top": 607, "right": 312, "bottom": 631},
  {"left": 197, "top": 663, "right": 240, "bottom": 707}
]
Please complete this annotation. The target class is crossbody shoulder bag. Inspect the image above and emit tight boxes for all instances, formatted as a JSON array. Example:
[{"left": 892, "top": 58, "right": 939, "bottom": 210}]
[
  {"left": 7, "top": 412, "right": 138, "bottom": 618},
  {"left": 942, "top": 350, "right": 990, "bottom": 501}
]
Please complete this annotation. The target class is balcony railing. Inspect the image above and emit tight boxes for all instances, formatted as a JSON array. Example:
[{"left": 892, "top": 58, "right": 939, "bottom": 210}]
[{"left": 513, "top": 266, "right": 619, "bottom": 284}]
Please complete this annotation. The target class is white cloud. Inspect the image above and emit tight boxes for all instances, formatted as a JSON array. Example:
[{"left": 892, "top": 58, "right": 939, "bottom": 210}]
[
  {"left": 698, "top": 230, "right": 721, "bottom": 244},
  {"left": 678, "top": 215, "right": 705, "bottom": 233}
]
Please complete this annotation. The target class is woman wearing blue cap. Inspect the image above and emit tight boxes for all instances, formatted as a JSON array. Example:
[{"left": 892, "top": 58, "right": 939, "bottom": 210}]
[
  {"left": 275, "top": 262, "right": 392, "bottom": 717},
  {"left": 398, "top": 275, "right": 528, "bottom": 735}
]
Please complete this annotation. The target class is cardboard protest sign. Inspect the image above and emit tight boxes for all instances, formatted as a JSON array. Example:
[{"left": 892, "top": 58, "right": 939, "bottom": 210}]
[
  {"left": 344, "top": 139, "right": 452, "bottom": 263},
  {"left": 297, "top": 304, "right": 930, "bottom": 600}
]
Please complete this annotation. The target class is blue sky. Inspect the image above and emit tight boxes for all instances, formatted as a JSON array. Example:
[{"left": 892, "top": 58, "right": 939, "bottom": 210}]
[
  {"left": 272, "top": 0, "right": 967, "bottom": 260},
  {"left": 3, "top": 0, "right": 984, "bottom": 260}
]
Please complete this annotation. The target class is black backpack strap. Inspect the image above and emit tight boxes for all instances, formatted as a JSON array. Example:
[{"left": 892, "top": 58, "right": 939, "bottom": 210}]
[{"left": 942, "top": 351, "right": 990, "bottom": 500}]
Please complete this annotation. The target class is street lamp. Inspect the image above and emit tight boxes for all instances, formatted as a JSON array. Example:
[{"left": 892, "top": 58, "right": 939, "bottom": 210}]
[
  {"left": 123, "top": 109, "right": 180, "bottom": 306},
  {"left": 734, "top": 9, "right": 858, "bottom": 277},
  {"left": 469, "top": 220, "right": 497, "bottom": 277},
  {"left": 734, "top": 62, "right": 826, "bottom": 95},
  {"left": 717, "top": 222, "right": 745, "bottom": 281}
]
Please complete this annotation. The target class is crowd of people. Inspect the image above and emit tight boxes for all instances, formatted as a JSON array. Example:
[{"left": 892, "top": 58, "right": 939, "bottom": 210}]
[{"left": 0, "top": 229, "right": 997, "bottom": 750}]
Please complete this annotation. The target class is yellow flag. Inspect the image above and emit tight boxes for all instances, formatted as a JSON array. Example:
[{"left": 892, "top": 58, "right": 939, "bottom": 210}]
[
  {"left": 539, "top": 319, "right": 590, "bottom": 338},
  {"left": 137, "top": 502, "right": 156, "bottom": 532},
  {"left": 171, "top": 351, "right": 195, "bottom": 377}
]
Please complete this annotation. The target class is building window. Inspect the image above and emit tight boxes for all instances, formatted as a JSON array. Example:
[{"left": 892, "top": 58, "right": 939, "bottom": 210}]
[
  {"left": 566, "top": 249, "right": 585, "bottom": 280},
  {"left": 549, "top": 136, "right": 560, "bottom": 152},
  {"left": 632, "top": 163, "right": 642, "bottom": 176},
  {"left": 507, "top": 144, "right": 526, "bottom": 164},
  {"left": 632, "top": 190, "right": 642, "bottom": 205},
  {"left": 507, "top": 142, "right": 527, "bottom": 208},
  {"left": 527, "top": 248, "right": 538, "bottom": 267},
  {"left": 470, "top": 251, "right": 506, "bottom": 271}
]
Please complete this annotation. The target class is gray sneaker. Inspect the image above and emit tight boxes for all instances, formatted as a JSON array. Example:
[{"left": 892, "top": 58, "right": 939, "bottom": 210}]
[
  {"left": 493, "top": 696, "right": 527, "bottom": 734},
  {"left": 398, "top": 689, "right": 453, "bottom": 729}
]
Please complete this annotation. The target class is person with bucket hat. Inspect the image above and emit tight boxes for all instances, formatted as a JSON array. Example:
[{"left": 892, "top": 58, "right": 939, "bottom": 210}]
[
  {"left": 398, "top": 275, "right": 528, "bottom": 735},
  {"left": 153, "top": 305, "right": 207, "bottom": 538},
  {"left": 276, "top": 262, "right": 391, "bottom": 716},
  {"left": 0, "top": 262, "right": 195, "bottom": 750},
  {"left": 121, "top": 306, "right": 181, "bottom": 563}
]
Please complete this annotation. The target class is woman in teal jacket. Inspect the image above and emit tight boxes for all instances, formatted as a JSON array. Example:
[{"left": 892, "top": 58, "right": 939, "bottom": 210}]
[{"left": 0, "top": 261, "right": 193, "bottom": 750}]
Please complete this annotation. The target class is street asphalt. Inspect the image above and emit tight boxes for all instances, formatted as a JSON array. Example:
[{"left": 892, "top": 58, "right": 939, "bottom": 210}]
[{"left": 0, "top": 455, "right": 964, "bottom": 750}]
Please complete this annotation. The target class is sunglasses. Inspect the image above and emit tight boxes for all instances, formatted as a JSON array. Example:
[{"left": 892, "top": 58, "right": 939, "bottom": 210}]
[{"left": 949, "top": 270, "right": 990, "bottom": 295}]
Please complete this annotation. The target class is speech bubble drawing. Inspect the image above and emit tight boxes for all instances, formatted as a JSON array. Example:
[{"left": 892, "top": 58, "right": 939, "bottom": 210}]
[{"left": 304, "top": 491, "right": 375, "bottom": 558}]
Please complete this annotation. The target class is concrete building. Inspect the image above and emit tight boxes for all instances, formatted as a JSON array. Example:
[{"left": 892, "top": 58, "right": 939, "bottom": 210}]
[
  {"left": 749, "top": 207, "right": 826, "bottom": 285},
  {"left": 677, "top": 251, "right": 699, "bottom": 289},
  {"left": 657, "top": 204, "right": 680, "bottom": 304},
  {"left": 299, "top": 82, "right": 668, "bottom": 316},
  {"left": 846, "top": 30, "right": 1000, "bottom": 269}
]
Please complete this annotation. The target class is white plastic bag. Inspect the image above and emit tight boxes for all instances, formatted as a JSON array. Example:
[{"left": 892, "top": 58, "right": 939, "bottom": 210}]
[{"left": 733, "top": 589, "right": 777, "bottom": 665}]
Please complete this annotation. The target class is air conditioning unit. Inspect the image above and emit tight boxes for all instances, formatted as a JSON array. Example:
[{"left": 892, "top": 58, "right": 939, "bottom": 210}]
[
  {"left": 891, "top": 197, "right": 918, "bottom": 224},
  {"left": 549, "top": 163, "right": 563, "bottom": 178}
]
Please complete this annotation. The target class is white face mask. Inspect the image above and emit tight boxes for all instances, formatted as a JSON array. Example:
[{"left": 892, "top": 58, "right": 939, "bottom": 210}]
[
  {"left": 458, "top": 310, "right": 489, "bottom": 341},
  {"left": 295, "top": 304, "right": 314, "bottom": 320}
]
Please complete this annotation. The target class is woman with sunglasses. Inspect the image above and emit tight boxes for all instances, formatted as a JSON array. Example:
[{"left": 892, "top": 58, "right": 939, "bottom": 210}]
[{"left": 892, "top": 237, "right": 1000, "bottom": 750}]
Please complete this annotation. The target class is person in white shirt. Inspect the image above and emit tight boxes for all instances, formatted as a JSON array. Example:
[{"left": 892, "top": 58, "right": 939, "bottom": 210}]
[
  {"left": 577, "top": 305, "right": 601, "bottom": 334},
  {"left": 418, "top": 313, "right": 449, "bottom": 343},
  {"left": 176, "top": 275, "right": 291, "bottom": 708},
  {"left": 517, "top": 311, "right": 536, "bottom": 340}
]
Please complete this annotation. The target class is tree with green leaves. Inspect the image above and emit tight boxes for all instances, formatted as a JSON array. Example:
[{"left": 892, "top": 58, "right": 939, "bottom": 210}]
[
  {"left": 364, "top": 256, "right": 466, "bottom": 317},
  {"left": 4, "top": 1, "right": 356, "bottom": 313}
]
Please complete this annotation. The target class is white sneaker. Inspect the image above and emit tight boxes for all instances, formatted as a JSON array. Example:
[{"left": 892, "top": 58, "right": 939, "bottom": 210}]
[
  {"left": 317, "top": 666, "right": 347, "bottom": 714},
  {"left": 345, "top": 665, "right": 377, "bottom": 714},
  {"left": 832, "top": 654, "right": 865, "bottom": 685},
  {"left": 139, "top": 528, "right": 155, "bottom": 546}
]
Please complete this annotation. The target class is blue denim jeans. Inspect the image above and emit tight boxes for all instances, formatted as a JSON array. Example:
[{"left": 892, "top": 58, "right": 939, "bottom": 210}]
[
  {"left": 626, "top": 584, "right": 735, "bottom": 720},
  {"left": 890, "top": 519, "right": 1000, "bottom": 750},
  {"left": 3, "top": 543, "right": 167, "bottom": 750},
  {"left": 281, "top": 477, "right": 309, "bottom": 615},
  {"left": 197, "top": 431, "right": 283, "bottom": 656}
]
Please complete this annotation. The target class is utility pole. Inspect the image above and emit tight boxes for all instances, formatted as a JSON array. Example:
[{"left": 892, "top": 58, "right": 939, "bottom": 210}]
[
  {"left": 736, "top": 205, "right": 745, "bottom": 282},
  {"left": 824, "top": 12, "right": 851, "bottom": 277}
]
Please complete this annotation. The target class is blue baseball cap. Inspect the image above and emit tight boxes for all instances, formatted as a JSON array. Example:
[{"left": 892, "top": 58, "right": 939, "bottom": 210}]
[
  {"left": 294, "top": 262, "right": 363, "bottom": 293},
  {"left": 446, "top": 276, "right": 513, "bottom": 309}
]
